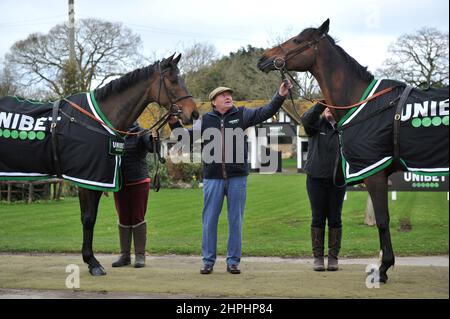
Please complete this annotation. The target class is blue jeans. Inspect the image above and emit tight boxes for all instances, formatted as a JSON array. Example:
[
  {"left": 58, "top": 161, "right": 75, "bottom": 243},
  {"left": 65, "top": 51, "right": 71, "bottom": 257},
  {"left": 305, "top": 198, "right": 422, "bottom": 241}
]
[{"left": 202, "top": 176, "right": 247, "bottom": 267}]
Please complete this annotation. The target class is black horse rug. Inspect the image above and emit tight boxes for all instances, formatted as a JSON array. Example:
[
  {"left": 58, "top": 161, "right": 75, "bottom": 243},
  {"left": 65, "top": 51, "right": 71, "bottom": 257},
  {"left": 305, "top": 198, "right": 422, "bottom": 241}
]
[
  {"left": 338, "top": 79, "right": 449, "bottom": 185},
  {"left": 0, "top": 93, "right": 124, "bottom": 191}
]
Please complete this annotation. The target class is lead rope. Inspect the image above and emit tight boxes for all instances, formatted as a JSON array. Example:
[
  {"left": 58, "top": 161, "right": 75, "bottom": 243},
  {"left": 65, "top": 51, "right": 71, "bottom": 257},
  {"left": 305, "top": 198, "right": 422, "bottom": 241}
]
[
  {"left": 332, "top": 127, "right": 346, "bottom": 188},
  {"left": 150, "top": 133, "right": 166, "bottom": 192}
]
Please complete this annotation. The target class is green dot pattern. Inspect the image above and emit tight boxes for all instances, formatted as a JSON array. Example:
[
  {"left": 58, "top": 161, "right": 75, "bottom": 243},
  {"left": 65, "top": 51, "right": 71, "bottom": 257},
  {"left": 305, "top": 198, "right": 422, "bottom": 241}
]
[
  {"left": 28, "top": 131, "right": 37, "bottom": 140},
  {"left": 0, "top": 130, "right": 47, "bottom": 140},
  {"left": 19, "top": 131, "right": 28, "bottom": 140},
  {"left": 432, "top": 117, "right": 442, "bottom": 126},
  {"left": 411, "top": 118, "right": 422, "bottom": 127},
  {"left": 422, "top": 117, "right": 432, "bottom": 127},
  {"left": 443, "top": 116, "right": 449, "bottom": 126},
  {"left": 411, "top": 116, "right": 448, "bottom": 128},
  {"left": 36, "top": 132, "right": 46, "bottom": 140}
]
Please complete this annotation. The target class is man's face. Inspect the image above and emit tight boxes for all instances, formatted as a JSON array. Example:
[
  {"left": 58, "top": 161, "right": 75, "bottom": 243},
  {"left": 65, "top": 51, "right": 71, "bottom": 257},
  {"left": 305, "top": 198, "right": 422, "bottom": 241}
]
[{"left": 212, "top": 91, "right": 233, "bottom": 110}]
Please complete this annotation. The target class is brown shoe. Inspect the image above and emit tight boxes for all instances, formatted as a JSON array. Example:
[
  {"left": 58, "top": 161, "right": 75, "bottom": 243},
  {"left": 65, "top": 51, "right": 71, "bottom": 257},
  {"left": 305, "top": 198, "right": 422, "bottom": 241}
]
[
  {"left": 200, "top": 264, "right": 214, "bottom": 274},
  {"left": 226, "top": 264, "right": 241, "bottom": 274}
]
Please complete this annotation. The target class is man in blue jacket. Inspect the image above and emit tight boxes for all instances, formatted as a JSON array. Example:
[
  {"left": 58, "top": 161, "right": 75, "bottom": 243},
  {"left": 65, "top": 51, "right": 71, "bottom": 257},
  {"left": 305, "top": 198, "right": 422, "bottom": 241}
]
[{"left": 169, "top": 81, "right": 291, "bottom": 274}]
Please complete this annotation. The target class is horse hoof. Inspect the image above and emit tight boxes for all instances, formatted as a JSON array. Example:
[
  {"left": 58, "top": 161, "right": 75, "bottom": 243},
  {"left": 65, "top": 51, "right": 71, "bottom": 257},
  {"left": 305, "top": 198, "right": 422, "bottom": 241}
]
[
  {"left": 89, "top": 266, "right": 107, "bottom": 276},
  {"left": 378, "top": 273, "right": 388, "bottom": 283}
]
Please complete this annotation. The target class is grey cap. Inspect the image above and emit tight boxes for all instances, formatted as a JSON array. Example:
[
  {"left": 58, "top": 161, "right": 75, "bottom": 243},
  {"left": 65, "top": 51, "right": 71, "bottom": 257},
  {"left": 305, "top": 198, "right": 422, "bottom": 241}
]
[{"left": 208, "top": 86, "right": 233, "bottom": 101}]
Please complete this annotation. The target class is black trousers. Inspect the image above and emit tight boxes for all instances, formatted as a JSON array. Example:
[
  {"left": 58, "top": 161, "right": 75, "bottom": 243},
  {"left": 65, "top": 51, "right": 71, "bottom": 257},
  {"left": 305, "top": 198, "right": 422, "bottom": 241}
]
[{"left": 306, "top": 176, "right": 346, "bottom": 229}]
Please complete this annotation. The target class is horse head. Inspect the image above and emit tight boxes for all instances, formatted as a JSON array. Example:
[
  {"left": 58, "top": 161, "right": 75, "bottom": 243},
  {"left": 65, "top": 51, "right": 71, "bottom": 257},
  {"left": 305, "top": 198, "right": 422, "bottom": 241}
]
[
  {"left": 258, "top": 19, "right": 330, "bottom": 73},
  {"left": 153, "top": 53, "right": 199, "bottom": 125}
]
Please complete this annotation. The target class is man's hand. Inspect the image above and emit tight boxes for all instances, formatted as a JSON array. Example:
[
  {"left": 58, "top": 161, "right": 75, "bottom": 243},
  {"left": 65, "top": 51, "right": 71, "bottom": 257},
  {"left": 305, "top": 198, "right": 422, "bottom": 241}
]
[
  {"left": 150, "top": 130, "right": 159, "bottom": 139},
  {"left": 168, "top": 115, "right": 179, "bottom": 125},
  {"left": 278, "top": 79, "right": 293, "bottom": 97}
]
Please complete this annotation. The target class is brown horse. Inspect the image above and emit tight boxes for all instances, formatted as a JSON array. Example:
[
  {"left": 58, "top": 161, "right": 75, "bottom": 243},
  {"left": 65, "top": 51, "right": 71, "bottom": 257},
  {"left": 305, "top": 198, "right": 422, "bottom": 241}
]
[
  {"left": 258, "top": 19, "right": 415, "bottom": 283},
  {"left": 78, "top": 53, "right": 199, "bottom": 275},
  {"left": 1, "top": 54, "right": 198, "bottom": 276},
  {"left": 80, "top": 53, "right": 199, "bottom": 275}
]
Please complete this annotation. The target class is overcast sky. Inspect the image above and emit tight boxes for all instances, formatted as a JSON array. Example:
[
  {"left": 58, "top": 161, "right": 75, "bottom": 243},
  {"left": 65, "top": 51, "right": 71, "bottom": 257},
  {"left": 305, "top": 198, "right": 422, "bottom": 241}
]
[{"left": 0, "top": 0, "right": 448, "bottom": 72}]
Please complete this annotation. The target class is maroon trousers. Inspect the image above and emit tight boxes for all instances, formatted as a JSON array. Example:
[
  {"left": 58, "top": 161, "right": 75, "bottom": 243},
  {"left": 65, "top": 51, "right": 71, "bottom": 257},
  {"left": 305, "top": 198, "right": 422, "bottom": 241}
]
[{"left": 114, "top": 181, "right": 150, "bottom": 226}]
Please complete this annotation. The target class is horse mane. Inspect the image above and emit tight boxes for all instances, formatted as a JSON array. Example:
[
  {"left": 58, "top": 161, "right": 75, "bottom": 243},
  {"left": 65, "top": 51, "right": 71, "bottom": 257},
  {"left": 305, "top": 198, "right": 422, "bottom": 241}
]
[
  {"left": 326, "top": 35, "right": 374, "bottom": 83},
  {"left": 93, "top": 62, "right": 158, "bottom": 101}
]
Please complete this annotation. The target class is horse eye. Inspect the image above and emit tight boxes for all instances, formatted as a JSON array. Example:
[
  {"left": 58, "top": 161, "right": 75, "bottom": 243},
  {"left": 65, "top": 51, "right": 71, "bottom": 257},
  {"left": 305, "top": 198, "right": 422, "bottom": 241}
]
[{"left": 293, "top": 38, "right": 302, "bottom": 44}]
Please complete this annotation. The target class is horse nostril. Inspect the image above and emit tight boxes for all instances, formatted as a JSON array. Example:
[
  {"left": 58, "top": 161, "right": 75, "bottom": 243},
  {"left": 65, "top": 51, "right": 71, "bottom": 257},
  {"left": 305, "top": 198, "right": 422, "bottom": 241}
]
[{"left": 192, "top": 110, "right": 199, "bottom": 120}]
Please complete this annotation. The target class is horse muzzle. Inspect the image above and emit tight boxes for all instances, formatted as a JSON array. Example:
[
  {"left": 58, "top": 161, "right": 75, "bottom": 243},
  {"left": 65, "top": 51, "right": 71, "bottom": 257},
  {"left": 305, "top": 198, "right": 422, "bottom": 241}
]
[{"left": 257, "top": 56, "right": 277, "bottom": 73}]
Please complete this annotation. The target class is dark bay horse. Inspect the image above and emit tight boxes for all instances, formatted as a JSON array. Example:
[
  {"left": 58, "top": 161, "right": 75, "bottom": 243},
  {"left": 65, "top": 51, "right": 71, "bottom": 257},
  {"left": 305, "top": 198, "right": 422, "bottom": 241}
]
[
  {"left": 77, "top": 53, "right": 198, "bottom": 275},
  {"left": 258, "top": 19, "right": 448, "bottom": 283},
  {"left": 1, "top": 54, "right": 198, "bottom": 276}
]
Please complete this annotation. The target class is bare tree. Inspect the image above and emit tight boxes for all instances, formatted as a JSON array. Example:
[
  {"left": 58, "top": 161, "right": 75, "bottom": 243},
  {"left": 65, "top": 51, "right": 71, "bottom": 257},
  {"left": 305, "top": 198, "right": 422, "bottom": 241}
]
[
  {"left": 179, "top": 42, "right": 218, "bottom": 74},
  {"left": 376, "top": 28, "right": 449, "bottom": 89},
  {"left": 0, "top": 62, "right": 18, "bottom": 96},
  {"left": 5, "top": 18, "right": 144, "bottom": 98}
]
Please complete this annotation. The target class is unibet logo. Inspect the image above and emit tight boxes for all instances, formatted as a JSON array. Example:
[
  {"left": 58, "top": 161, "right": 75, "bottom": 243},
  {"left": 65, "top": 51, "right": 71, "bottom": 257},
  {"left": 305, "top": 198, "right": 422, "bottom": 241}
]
[
  {"left": 401, "top": 99, "right": 449, "bottom": 128},
  {"left": 0, "top": 111, "right": 61, "bottom": 141}
]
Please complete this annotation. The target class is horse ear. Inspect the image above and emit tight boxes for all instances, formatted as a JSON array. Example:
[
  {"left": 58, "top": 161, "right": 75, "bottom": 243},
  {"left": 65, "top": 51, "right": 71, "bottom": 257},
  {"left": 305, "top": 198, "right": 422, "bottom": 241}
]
[
  {"left": 167, "top": 53, "right": 175, "bottom": 63},
  {"left": 173, "top": 53, "right": 182, "bottom": 65},
  {"left": 318, "top": 19, "right": 330, "bottom": 35}
]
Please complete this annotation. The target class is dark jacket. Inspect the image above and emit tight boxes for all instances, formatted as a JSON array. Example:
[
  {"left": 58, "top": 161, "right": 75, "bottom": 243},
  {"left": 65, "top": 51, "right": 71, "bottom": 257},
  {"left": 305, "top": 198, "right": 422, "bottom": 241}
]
[
  {"left": 121, "top": 123, "right": 156, "bottom": 184},
  {"left": 301, "top": 103, "right": 343, "bottom": 181},
  {"left": 171, "top": 93, "right": 286, "bottom": 179}
]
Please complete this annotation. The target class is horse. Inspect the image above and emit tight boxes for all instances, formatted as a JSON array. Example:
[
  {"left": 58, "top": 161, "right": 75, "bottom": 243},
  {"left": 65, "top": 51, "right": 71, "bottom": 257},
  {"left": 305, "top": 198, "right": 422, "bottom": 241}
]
[
  {"left": 258, "top": 19, "right": 449, "bottom": 283},
  {"left": 0, "top": 53, "right": 199, "bottom": 276}
]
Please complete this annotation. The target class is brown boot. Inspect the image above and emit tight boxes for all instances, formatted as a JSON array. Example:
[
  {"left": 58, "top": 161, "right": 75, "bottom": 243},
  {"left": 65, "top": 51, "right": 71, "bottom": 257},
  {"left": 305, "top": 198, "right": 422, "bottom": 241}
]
[
  {"left": 311, "top": 227, "right": 325, "bottom": 271},
  {"left": 327, "top": 227, "right": 342, "bottom": 271},
  {"left": 132, "top": 222, "right": 147, "bottom": 268},
  {"left": 112, "top": 225, "right": 132, "bottom": 267}
]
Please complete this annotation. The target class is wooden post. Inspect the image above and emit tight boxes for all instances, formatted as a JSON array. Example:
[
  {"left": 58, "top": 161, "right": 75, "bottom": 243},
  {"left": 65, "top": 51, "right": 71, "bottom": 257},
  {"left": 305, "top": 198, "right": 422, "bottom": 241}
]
[
  {"left": 364, "top": 194, "right": 376, "bottom": 226},
  {"left": 7, "top": 183, "right": 12, "bottom": 203},
  {"left": 28, "top": 182, "right": 34, "bottom": 204},
  {"left": 56, "top": 180, "right": 62, "bottom": 200}
]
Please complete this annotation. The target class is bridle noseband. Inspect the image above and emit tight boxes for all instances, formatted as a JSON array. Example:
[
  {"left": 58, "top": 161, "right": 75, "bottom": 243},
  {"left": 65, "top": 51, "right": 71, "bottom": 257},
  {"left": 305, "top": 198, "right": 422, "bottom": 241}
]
[
  {"left": 272, "top": 35, "right": 328, "bottom": 107},
  {"left": 274, "top": 33, "right": 327, "bottom": 69},
  {"left": 155, "top": 61, "right": 192, "bottom": 120}
]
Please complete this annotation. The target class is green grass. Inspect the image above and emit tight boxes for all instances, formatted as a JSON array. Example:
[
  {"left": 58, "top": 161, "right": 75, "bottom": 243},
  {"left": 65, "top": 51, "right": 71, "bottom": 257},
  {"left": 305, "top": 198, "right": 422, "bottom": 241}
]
[
  {"left": 0, "top": 174, "right": 448, "bottom": 257},
  {"left": 282, "top": 158, "right": 298, "bottom": 170}
]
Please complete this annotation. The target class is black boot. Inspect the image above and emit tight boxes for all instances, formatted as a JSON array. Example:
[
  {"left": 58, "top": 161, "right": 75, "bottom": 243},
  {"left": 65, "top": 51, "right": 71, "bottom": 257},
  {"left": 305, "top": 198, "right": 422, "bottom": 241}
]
[
  {"left": 327, "top": 227, "right": 342, "bottom": 271},
  {"left": 112, "top": 225, "right": 132, "bottom": 267},
  {"left": 133, "top": 222, "right": 147, "bottom": 268},
  {"left": 311, "top": 227, "right": 325, "bottom": 271}
]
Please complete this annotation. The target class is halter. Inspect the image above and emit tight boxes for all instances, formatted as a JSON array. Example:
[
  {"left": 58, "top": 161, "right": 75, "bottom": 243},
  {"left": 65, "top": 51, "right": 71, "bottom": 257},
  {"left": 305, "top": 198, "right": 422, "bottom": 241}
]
[
  {"left": 154, "top": 61, "right": 193, "bottom": 126},
  {"left": 274, "top": 33, "right": 327, "bottom": 68},
  {"left": 272, "top": 33, "right": 327, "bottom": 112}
]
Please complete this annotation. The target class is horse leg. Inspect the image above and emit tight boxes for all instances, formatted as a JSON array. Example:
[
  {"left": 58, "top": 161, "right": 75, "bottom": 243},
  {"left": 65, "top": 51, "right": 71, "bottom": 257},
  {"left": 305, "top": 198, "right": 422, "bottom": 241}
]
[
  {"left": 78, "top": 188, "right": 106, "bottom": 276},
  {"left": 365, "top": 170, "right": 395, "bottom": 283}
]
